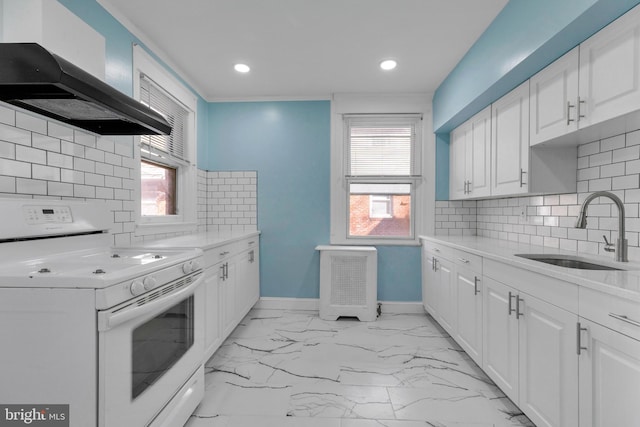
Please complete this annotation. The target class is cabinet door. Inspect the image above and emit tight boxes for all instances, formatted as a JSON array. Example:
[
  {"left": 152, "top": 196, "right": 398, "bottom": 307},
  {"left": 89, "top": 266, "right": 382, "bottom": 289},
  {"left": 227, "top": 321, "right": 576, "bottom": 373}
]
[
  {"left": 579, "top": 5, "right": 640, "bottom": 129},
  {"left": 519, "top": 294, "right": 579, "bottom": 427},
  {"left": 235, "top": 251, "right": 251, "bottom": 321},
  {"left": 491, "top": 81, "right": 530, "bottom": 196},
  {"left": 422, "top": 250, "right": 439, "bottom": 317},
  {"left": 483, "top": 277, "right": 519, "bottom": 402},
  {"left": 454, "top": 266, "right": 483, "bottom": 365},
  {"left": 579, "top": 319, "right": 640, "bottom": 427},
  {"left": 469, "top": 106, "right": 491, "bottom": 198},
  {"left": 449, "top": 124, "right": 469, "bottom": 200},
  {"left": 435, "top": 256, "right": 456, "bottom": 336},
  {"left": 530, "top": 47, "right": 579, "bottom": 145},
  {"left": 204, "top": 265, "right": 222, "bottom": 361},
  {"left": 247, "top": 248, "right": 260, "bottom": 308},
  {"left": 220, "top": 261, "right": 236, "bottom": 340}
]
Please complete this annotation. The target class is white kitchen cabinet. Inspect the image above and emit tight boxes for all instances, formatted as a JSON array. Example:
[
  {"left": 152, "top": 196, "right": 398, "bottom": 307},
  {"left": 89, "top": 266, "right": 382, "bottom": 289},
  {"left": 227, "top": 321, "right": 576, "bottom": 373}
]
[
  {"left": 203, "top": 266, "right": 222, "bottom": 361},
  {"left": 454, "top": 259, "right": 483, "bottom": 366},
  {"left": 578, "top": 318, "right": 640, "bottom": 427},
  {"left": 518, "top": 292, "right": 579, "bottom": 427},
  {"left": 578, "top": 4, "right": 640, "bottom": 130},
  {"left": 220, "top": 258, "right": 237, "bottom": 339},
  {"left": 483, "top": 276, "right": 519, "bottom": 400},
  {"left": 435, "top": 255, "right": 455, "bottom": 336},
  {"left": 530, "top": 47, "right": 580, "bottom": 145},
  {"left": 491, "top": 81, "right": 530, "bottom": 196},
  {"left": 420, "top": 241, "right": 455, "bottom": 335},
  {"left": 421, "top": 245, "right": 438, "bottom": 316},
  {"left": 530, "top": 4, "right": 640, "bottom": 146},
  {"left": 450, "top": 106, "right": 491, "bottom": 200},
  {"left": 235, "top": 243, "right": 260, "bottom": 322},
  {"left": 482, "top": 275, "right": 579, "bottom": 427}
]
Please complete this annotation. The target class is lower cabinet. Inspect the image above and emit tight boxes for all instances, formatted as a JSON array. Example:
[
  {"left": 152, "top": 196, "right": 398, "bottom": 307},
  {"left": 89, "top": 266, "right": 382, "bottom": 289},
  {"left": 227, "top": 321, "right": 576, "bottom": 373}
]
[
  {"left": 435, "top": 256, "right": 456, "bottom": 336},
  {"left": 454, "top": 263, "right": 483, "bottom": 366},
  {"left": 578, "top": 319, "right": 640, "bottom": 427},
  {"left": 203, "top": 265, "right": 222, "bottom": 361},
  {"left": 482, "top": 276, "right": 579, "bottom": 427},
  {"left": 203, "top": 235, "right": 261, "bottom": 361}
]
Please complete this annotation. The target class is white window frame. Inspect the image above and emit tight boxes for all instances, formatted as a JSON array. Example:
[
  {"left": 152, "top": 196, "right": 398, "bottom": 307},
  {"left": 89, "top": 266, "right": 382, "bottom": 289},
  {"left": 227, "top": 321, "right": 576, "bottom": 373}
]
[
  {"left": 132, "top": 45, "right": 198, "bottom": 236},
  {"left": 330, "top": 93, "right": 435, "bottom": 245}
]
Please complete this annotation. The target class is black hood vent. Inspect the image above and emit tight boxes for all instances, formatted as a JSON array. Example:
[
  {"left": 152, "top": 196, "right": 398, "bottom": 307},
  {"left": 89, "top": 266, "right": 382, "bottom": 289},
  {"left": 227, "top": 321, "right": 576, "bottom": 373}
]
[{"left": 0, "top": 43, "right": 171, "bottom": 135}]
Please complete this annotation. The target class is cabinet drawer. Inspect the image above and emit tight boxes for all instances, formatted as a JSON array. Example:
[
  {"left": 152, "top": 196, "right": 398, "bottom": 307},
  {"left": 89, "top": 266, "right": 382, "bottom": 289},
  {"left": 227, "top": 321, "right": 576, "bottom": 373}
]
[
  {"left": 422, "top": 240, "right": 454, "bottom": 261},
  {"left": 238, "top": 236, "right": 259, "bottom": 252},
  {"left": 484, "top": 258, "right": 578, "bottom": 313},
  {"left": 452, "top": 249, "right": 482, "bottom": 273},
  {"left": 580, "top": 287, "right": 640, "bottom": 342},
  {"left": 204, "top": 242, "right": 236, "bottom": 267}
]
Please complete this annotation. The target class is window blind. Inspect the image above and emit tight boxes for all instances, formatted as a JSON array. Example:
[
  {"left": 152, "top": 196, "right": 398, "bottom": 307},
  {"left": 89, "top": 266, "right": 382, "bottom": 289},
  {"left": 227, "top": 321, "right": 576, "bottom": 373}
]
[
  {"left": 139, "top": 74, "right": 189, "bottom": 163},
  {"left": 346, "top": 119, "right": 417, "bottom": 176}
]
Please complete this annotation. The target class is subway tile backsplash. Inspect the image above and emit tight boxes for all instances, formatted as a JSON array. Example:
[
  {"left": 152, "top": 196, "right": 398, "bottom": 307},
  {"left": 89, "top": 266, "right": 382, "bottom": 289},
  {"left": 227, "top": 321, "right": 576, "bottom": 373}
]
[
  {"left": 436, "top": 129, "right": 640, "bottom": 262},
  {"left": 0, "top": 102, "right": 257, "bottom": 245}
]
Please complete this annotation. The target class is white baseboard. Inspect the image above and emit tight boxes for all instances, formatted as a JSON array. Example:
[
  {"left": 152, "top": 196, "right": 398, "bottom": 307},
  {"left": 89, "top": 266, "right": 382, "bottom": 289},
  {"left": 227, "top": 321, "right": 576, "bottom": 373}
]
[
  {"left": 255, "top": 297, "right": 320, "bottom": 311},
  {"left": 255, "top": 297, "right": 424, "bottom": 314}
]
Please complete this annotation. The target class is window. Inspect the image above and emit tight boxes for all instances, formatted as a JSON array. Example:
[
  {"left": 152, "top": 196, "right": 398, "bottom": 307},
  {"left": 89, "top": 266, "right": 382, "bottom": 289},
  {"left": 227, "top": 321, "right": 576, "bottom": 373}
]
[
  {"left": 133, "top": 45, "right": 197, "bottom": 235},
  {"left": 339, "top": 114, "right": 422, "bottom": 243}
]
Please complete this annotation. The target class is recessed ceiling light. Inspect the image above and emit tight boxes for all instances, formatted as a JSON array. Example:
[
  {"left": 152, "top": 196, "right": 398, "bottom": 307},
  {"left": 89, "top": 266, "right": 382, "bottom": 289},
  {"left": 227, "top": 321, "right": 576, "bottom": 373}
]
[
  {"left": 234, "top": 63, "right": 250, "bottom": 73},
  {"left": 380, "top": 59, "right": 397, "bottom": 71}
]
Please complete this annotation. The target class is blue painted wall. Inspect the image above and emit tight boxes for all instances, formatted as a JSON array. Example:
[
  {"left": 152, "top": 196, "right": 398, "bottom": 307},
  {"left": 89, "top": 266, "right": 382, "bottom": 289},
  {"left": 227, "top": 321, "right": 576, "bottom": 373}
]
[
  {"left": 434, "top": 0, "right": 640, "bottom": 134},
  {"left": 206, "top": 101, "right": 331, "bottom": 299}
]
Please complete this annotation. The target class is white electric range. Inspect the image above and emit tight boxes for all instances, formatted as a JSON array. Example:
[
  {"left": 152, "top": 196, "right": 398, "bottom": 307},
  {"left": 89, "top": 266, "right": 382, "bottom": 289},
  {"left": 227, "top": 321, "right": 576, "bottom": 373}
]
[{"left": 0, "top": 198, "right": 205, "bottom": 427}]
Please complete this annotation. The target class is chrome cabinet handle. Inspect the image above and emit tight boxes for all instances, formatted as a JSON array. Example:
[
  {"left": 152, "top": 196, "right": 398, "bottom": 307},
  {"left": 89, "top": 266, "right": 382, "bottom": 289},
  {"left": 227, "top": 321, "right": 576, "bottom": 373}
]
[
  {"left": 433, "top": 248, "right": 440, "bottom": 253},
  {"left": 467, "top": 180, "right": 472, "bottom": 194},
  {"left": 567, "top": 101, "right": 575, "bottom": 125},
  {"left": 249, "top": 250, "right": 255, "bottom": 263},
  {"left": 519, "top": 169, "right": 527, "bottom": 187},
  {"left": 457, "top": 257, "right": 470, "bottom": 264},
  {"left": 474, "top": 276, "right": 480, "bottom": 295},
  {"left": 516, "top": 296, "right": 524, "bottom": 319},
  {"left": 609, "top": 313, "right": 640, "bottom": 328},
  {"left": 508, "top": 291, "right": 516, "bottom": 316},
  {"left": 432, "top": 257, "right": 438, "bottom": 271},
  {"left": 220, "top": 251, "right": 230, "bottom": 256},
  {"left": 577, "top": 322, "right": 588, "bottom": 355},
  {"left": 577, "top": 96, "right": 586, "bottom": 121}
]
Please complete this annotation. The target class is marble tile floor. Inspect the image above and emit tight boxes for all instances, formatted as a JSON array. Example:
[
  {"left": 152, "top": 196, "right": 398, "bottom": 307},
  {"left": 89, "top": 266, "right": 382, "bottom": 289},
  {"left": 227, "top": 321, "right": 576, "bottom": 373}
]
[{"left": 184, "top": 309, "right": 535, "bottom": 427}]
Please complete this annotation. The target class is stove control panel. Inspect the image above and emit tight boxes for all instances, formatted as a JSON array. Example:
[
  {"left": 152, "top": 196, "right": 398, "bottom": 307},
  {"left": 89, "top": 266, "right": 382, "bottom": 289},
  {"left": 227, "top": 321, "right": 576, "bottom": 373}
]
[{"left": 23, "top": 205, "right": 73, "bottom": 224}]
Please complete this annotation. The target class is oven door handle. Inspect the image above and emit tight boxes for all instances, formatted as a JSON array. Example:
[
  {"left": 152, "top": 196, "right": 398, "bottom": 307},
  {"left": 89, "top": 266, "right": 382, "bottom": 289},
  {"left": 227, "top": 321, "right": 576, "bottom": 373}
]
[{"left": 98, "top": 273, "right": 204, "bottom": 332}]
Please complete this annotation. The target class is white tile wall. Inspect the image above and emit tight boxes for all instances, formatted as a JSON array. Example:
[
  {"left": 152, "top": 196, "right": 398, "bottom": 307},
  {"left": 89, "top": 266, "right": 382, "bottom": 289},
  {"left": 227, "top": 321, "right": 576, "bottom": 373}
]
[
  {"left": 436, "top": 129, "right": 640, "bottom": 262},
  {"left": 204, "top": 170, "right": 258, "bottom": 232},
  {"left": 0, "top": 102, "right": 258, "bottom": 245}
]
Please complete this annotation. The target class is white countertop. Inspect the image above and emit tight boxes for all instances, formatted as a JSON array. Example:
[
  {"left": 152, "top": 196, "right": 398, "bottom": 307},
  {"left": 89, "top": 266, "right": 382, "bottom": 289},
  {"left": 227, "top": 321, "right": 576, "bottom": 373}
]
[
  {"left": 419, "top": 235, "right": 640, "bottom": 303},
  {"left": 141, "top": 230, "right": 260, "bottom": 251}
]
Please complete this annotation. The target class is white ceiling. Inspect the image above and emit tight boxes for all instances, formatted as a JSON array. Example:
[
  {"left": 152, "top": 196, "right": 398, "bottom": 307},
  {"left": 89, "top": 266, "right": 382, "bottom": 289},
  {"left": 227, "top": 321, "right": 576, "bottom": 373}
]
[{"left": 98, "top": 0, "right": 508, "bottom": 101}]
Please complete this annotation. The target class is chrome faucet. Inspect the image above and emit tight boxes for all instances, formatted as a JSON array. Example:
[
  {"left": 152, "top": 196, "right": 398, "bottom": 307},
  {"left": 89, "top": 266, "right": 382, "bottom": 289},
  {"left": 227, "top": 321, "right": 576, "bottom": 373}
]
[{"left": 575, "top": 191, "right": 628, "bottom": 262}]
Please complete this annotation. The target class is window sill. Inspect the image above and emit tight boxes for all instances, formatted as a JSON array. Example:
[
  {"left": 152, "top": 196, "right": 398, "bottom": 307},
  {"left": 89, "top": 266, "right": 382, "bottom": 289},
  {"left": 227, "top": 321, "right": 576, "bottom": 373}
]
[
  {"left": 331, "top": 237, "right": 420, "bottom": 246},
  {"left": 135, "top": 221, "right": 198, "bottom": 237}
]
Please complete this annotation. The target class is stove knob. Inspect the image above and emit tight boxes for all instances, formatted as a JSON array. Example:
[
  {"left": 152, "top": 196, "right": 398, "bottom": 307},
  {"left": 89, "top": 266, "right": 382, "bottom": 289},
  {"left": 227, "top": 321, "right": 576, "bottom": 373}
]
[
  {"left": 182, "top": 262, "right": 193, "bottom": 274},
  {"left": 130, "top": 280, "right": 145, "bottom": 296},
  {"left": 191, "top": 260, "right": 201, "bottom": 271},
  {"left": 143, "top": 276, "right": 157, "bottom": 290}
]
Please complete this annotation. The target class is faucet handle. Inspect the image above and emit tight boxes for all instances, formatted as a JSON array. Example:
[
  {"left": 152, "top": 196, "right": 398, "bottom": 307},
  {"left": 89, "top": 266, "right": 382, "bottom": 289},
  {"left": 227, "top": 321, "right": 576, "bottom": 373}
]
[{"left": 603, "top": 235, "right": 615, "bottom": 252}]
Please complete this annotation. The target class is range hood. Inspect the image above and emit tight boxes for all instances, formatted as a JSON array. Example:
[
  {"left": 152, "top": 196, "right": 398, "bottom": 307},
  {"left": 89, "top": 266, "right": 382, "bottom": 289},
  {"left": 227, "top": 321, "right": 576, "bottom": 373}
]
[{"left": 0, "top": 43, "right": 171, "bottom": 135}]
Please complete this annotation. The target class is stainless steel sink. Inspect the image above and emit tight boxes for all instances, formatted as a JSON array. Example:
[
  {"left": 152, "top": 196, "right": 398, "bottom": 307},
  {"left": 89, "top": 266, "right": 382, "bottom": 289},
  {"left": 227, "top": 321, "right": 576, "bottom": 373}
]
[{"left": 515, "top": 254, "right": 624, "bottom": 271}]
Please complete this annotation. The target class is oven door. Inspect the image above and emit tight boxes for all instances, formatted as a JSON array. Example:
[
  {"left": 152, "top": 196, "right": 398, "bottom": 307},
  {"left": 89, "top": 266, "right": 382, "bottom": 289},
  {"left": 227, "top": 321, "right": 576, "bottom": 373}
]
[{"left": 98, "top": 271, "right": 204, "bottom": 427}]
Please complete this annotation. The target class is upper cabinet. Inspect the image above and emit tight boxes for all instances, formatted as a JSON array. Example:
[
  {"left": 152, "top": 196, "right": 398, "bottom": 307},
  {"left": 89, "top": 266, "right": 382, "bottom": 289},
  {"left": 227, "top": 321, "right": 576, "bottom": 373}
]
[
  {"left": 579, "top": 5, "right": 640, "bottom": 129},
  {"left": 450, "top": 106, "right": 491, "bottom": 199},
  {"left": 530, "top": 4, "right": 640, "bottom": 146},
  {"left": 491, "top": 81, "right": 530, "bottom": 196},
  {"left": 530, "top": 47, "right": 579, "bottom": 145}
]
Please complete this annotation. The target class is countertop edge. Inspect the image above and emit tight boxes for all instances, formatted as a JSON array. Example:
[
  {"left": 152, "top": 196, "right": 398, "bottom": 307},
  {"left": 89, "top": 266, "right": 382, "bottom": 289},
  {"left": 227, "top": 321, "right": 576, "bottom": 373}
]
[{"left": 419, "top": 234, "right": 640, "bottom": 303}]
